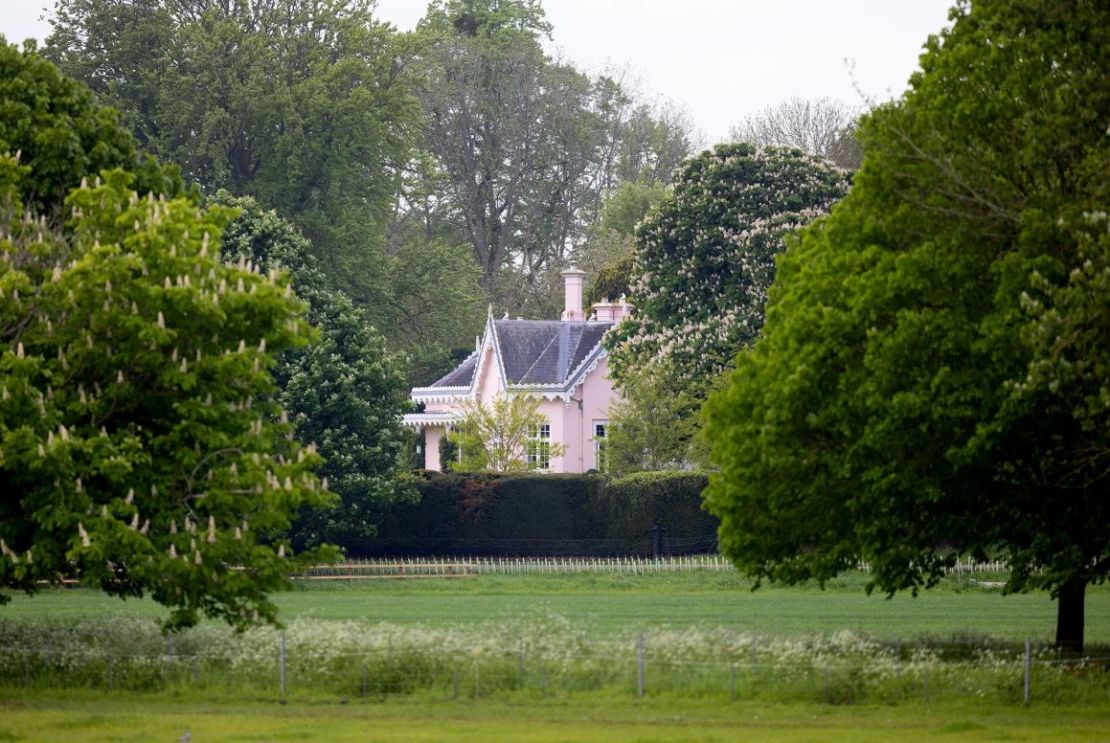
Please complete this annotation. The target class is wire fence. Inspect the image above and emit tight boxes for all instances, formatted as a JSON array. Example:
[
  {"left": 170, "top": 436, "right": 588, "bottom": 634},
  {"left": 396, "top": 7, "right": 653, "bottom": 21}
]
[{"left": 2, "top": 631, "right": 1104, "bottom": 706}]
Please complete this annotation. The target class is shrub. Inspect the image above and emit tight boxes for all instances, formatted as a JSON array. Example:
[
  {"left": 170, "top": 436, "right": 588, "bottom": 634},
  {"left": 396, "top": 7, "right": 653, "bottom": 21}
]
[{"left": 346, "top": 471, "right": 715, "bottom": 557}]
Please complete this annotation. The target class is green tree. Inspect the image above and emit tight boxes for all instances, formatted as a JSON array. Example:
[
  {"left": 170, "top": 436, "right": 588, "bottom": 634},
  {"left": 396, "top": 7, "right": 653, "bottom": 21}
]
[
  {"left": 215, "top": 195, "right": 415, "bottom": 548},
  {"left": 447, "top": 395, "right": 565, "bottom": 472},
  {"left": 0, "top": 38, "right": 185, "bottom": 218},
  {"left": 604, "top": 363, "right": 701, "bottom": 476},
  {"left": 702, "top": 0, "right": 1110, "bottom": 651},
  {"left": 0, "top": 163, "right": 330, "bottom": 630},
  {"left": 605, "top": 143, "right": 849, "bottom": 399},
  {"left": 579, "top": 180, "right": 669, "bottom": 308},
  {"left": 45, "top": 0, "right": 419, "bottom": 314},
  {"left": 411, "top": 0, "right": 691, "bottom": 317}
]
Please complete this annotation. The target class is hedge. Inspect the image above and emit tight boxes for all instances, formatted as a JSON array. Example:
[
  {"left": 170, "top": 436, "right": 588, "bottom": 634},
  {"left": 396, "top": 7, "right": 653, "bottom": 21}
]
[{"left": 343, "top": 470, "right": 718, "bottom": 557}]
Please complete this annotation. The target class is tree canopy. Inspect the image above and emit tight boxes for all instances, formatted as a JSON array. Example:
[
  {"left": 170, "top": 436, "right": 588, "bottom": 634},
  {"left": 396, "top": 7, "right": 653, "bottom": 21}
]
[
  {"left": 45, "top": 0, "right": 420, "bottom": 312},
  {"left": 0, "top": 37, "right": 185, "bottom": 218},
  {"left": 0, "top": 165, "right": 331, "bottom": 629},
  {"left": 216, "top": 195, "right": 415, "bottom": 549},
  {"left": 411, "top": 0, "right": 691, "bottom": 317},
  {"left": 730, "top": 97, "right": 863, "bottom": 171},
  {"left": 702, "top": 0, "right": 1110, "bottom": 651},
  {"left": 0, "top": 42, "right": 336, "bottom": 629},
  {"left": 447, "top": 394, "right": 564, "bottom": 473},
  {"left": 605, "top": 143, "right": 849, "bottom": 399}
]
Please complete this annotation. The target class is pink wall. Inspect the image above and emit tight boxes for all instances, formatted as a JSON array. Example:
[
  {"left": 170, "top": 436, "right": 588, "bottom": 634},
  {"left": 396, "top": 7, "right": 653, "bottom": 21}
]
[
  {"left": 542, "top": 357, "right": 617, "bottom": 473},
  {"left": 417, "top": 348, "right": 619, "bottom": 473}
]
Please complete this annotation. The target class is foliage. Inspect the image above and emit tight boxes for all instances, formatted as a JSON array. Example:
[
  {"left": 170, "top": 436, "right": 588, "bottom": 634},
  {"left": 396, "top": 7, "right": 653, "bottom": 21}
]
[
  {"left": 730, "top": 97, "right": 863, "bottom": 171},
  {"left": 604, "top": 362, "right": 701, "bottom": 475},
  {"left": 447, "top": 395, "right": 565, "bottom": 472},
  {"left": 605, "top": 143, "right": 849, "bottom": 398},
  {"left": 216, "top": 195, "right": 415, "bottom": 548},
  {"left": 411, "top": 0, "right": 690, "bottom": 316},
  {"left": 0, "top": 39, "right": 185, "bottom": 218},
  {"left": 702, "top": 0, "right": 1110, "bottom": 651},
  {"left": 0, "top": 162, "right": 331, "bottom": 630},
  {"left": 365, "top": 469, "right": 713, "bottom": 556},
  {"left": 580, "top": 180, "right": 669, "bottom": 308},
  {"left": 598, "top": 470, "right": 716, "bottom": 546},
  {"left": 45, "top": 0, "right": 420, "bottom": 316}
]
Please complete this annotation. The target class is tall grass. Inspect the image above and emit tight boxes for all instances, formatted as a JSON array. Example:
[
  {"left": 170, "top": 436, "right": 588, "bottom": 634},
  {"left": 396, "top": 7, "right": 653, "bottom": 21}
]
[{"left": 1, "top": 616, "right": 1106, "bottom": 706}]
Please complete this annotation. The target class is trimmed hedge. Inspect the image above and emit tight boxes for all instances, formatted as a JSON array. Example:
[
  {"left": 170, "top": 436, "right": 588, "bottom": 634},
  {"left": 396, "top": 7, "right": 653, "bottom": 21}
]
[{"left": 345, "top": 470, "right": 718, "bottom": 557}]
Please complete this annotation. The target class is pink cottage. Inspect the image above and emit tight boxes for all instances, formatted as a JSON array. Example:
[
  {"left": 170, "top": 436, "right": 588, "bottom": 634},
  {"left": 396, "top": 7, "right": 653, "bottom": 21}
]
[{"left": 403, "top": 268, "right": 631, "bottom": 473}]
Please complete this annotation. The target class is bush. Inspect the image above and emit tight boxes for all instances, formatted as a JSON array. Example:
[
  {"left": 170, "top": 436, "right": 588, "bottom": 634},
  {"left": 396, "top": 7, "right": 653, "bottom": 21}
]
[
  {"left": 343, "top": 471, "right": 716, "bottom": 557},
  {"left": 600, "top": 471, "right": 717, "bottom": 553}
]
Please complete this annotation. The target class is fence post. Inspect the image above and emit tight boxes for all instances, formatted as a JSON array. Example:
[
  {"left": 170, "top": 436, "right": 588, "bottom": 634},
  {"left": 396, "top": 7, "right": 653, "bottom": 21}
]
[
  {"left": 540, "top": 663, "right": 547, "bottom": 696},
  {"left": 895, "top": 639, "right": 902, "bottom": 679},
  {"left": 923, "top": 665, "right": 930, "bottom": 705},
  {"left": 452, "top": 664, "right": 459, "bottom": 700},
  {"left": 279, "top": 631, "right": 286, "bottom": 697},
  {"left": 1023, "top": 639, "right": 1032, "bottom": 705},
  {"left": 728, "top": 663, "right": 736, "bottom": 702},
  {"left": 108, "top": 656, "right": 114, "bottom": 691},
  {"left": 823, "top": 666, "right": 830, "bottom": 704},
  {"left": 361, "top": 662, "right": 368, "bottom": 698},
  {"left": 518, "top": 636, "right": 525, "bottom": 685},
  {"left": 751, "top": 638, "right": 759, "bottom": 671},
  {"left": 191, "top": 656, "right": 199, "bottom": 686},
  {"left": 636, "top": 634, "right": 645, "bottom": 698}
]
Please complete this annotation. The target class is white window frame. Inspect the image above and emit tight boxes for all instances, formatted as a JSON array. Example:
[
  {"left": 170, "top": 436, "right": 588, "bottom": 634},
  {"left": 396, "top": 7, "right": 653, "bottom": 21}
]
[
  {"left": 526, "top": 422, "right": 552, "bottom": 470},
  {"left": 593, "top": 420, "right": 609, "bottom": 472}
]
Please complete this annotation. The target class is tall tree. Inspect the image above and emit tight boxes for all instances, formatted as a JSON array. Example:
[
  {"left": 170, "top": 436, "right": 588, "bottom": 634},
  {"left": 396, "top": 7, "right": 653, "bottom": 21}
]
[
  {"left": 0, "top": 43, "right": 333, "bottom": 630},
  {"left": 605, "top": 143, "right": 849, "bottom": 400},
  {"left": 0, "top": 170, "right": 329, "bottom": 632},
  {"left": 578, "top": 179, "right": 669, "bottom": 308},
  {"left": 410, "top": 0, "right": 690, "bottom": 317},
  {"left": 730, "top": 97, "right": 862, "bottom": 171},
  {"left": 45, "top": 0, "right": 420, "bottom": 312},
  {"left": 0, "top": 36, "right": 185, "bottom": 218},
  {"left": 216, "top": 195, "right": 415, "bottom": 548},
  {"left": 703, "top": 0, "right": 1110, "bottom": 651}
]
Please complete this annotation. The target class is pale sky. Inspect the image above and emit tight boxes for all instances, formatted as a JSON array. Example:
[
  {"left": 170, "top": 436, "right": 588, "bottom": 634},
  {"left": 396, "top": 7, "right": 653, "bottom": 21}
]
[{"left": 2, "top": 0, "right": 955, "bottom": 142}]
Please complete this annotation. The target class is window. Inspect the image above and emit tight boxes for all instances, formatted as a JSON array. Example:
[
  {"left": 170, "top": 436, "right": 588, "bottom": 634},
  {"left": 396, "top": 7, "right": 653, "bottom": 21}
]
[
  {"left": 593, "top": 421, "right": 609, "bottom": 472},
  {"left": 526, "top": 422, "right": 552, "bottom": 470}
]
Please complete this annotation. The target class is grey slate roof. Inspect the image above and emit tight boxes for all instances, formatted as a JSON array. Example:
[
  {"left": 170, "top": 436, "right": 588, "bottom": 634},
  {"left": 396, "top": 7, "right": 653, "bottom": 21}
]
[
  {"left": 426, "top": 320, "right": 613, "bottom": 389},
  {"left": 431, "top": 352, "right": 479, "bottom": 388}
]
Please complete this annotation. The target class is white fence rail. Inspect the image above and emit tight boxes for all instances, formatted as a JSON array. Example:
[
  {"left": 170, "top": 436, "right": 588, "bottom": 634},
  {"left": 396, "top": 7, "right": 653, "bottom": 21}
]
[{"left": 300, "top": 555, "right": 1011, "bottom": 579}]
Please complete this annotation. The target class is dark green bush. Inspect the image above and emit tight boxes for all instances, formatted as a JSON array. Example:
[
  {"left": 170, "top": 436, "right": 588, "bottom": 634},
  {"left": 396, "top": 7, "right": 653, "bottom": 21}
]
[
  {"left": 348, "top": 471, "right": 716, "bottom": 557},
  {"left": 598, "top": 471, "right": 717, "bottom": 553}
]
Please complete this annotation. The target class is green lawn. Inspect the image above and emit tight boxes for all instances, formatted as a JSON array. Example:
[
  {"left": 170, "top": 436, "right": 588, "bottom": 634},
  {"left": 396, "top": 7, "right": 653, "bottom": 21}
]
[
  {"left": 4, "top": 571, "right": 1109, "bottom": 643},
  {"left": 0, "top": 692, "right": 1108, "bottom": 742}
]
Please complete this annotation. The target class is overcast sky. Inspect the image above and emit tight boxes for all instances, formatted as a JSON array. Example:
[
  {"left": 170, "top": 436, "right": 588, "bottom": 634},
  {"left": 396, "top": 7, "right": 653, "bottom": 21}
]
[{"left": 3, "top": 0, "right": 955, "bottom": 142}]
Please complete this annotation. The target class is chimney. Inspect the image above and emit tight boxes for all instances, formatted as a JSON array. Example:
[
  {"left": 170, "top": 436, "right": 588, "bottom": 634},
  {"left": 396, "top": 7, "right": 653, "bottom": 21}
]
[
  {"left": 561, "top": 266, "right": 586, "bottom": 321},
  {"left": 591, "top": 294, "right": 632, "bottom": 323}
]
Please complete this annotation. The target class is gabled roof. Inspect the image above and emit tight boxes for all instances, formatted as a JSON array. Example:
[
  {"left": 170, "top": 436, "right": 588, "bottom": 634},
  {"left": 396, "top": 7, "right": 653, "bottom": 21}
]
[{"left": 420, "top": 318, "right": 613, "bottom": 394}]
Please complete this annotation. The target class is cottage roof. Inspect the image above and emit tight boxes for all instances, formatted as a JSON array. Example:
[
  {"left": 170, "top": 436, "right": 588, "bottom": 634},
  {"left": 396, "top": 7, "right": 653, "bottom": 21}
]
[{"left": 424, "top": 319, "right": 613, "bottom": 391}]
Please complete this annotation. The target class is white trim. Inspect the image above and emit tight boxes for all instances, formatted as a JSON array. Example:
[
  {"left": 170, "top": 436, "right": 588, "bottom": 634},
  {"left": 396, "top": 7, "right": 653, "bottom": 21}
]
[{"left": 401, "top": 412, "right": 463, "bottom": 429}]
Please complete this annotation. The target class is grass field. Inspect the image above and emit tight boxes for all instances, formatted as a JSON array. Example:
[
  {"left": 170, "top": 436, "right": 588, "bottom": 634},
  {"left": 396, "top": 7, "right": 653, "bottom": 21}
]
[
  {"left": 4, "top": 570, "right": 1109, "bottom": 642},
  {"left": 3, "top": 571, "right": 1109, "bottom": 740},
  {"left": 1, "top": 692, "right": 1108, "bottom": 742}
]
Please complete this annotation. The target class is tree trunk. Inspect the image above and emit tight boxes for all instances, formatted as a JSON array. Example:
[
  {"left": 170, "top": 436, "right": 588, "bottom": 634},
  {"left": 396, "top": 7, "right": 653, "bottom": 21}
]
[{"left": 1055, "top": 578, "right": 1085, "bottom": 653}]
